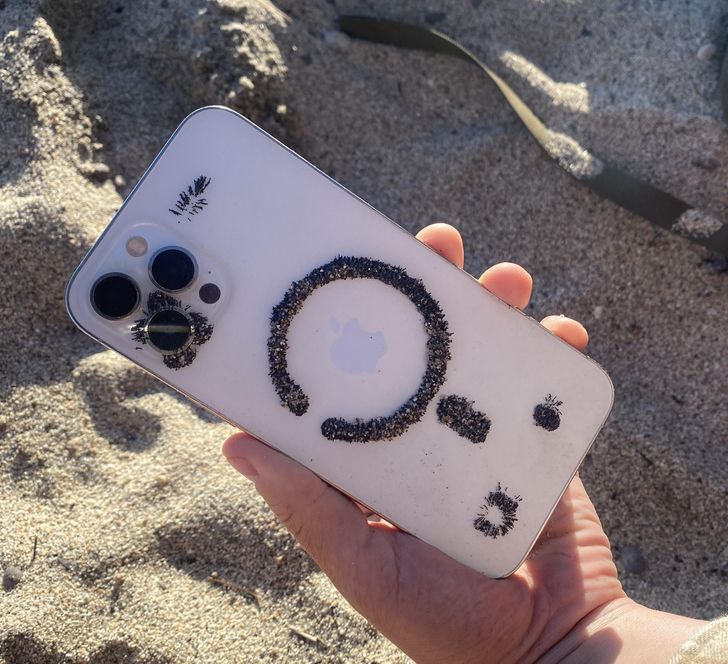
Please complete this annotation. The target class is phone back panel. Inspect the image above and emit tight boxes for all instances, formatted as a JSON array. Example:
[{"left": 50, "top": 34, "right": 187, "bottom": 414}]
[{"left": 66, "top": 107, "right": 614, "bottom": 577}]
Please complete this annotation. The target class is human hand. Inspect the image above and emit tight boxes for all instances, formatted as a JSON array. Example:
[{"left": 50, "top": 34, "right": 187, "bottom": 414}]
[{"left": 223, "top": 224, "right": 704, "bottom": 663}]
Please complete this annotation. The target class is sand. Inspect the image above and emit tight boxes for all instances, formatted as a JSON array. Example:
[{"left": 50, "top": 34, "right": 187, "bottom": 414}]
[{"left": 1, "top": 0, "right": 726, "bottom": 662}]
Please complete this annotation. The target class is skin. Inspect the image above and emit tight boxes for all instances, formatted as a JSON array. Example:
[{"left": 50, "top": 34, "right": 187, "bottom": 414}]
[{"left": 223, "top": 223, "right": 705, "bottom": 663}]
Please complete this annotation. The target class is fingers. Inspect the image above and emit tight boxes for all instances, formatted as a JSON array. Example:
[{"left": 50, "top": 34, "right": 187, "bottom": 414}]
[
  {"left": 416, "top": 226, "right": 588, "bottom": 354},
  {"left": 478, "top": 262, "right": 588, "bottom": 350},
  {"left": 416, "top": 223, "right": 464, "bottom": 268},
  {"left": 416, "top": 224, "right": 532, "bottom": 311},
  {"left": 222, "top": 432, "right": 373, "bottom": 575},
  {"left": 474, "top": 255, "right": 587, "bottom": 351},
  {"left": 540, "top": 315, "right": 589, "bottom": 351},
  {"left": 478, "top": 262, "right": 533, "bottom": 310}
]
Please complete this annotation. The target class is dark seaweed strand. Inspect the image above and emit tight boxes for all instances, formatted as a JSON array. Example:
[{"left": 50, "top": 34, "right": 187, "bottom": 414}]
[
  {"left": 130, "top": 290, "right": 212, "bottom": 370},
  {"left": 169, "top": 175, "right": 211, "bottom": 221},
  {"left": 436, "top": 395, "right": 491, "bottom": 443},
  {"left": 268, "top": 256, "right": 452, "bottom": 442},
  {"left": 533, "top": 393, "right": 563, "bottom": 432},
  {"left": 473, "top": 483, "right": 522, "bottom": 539}
]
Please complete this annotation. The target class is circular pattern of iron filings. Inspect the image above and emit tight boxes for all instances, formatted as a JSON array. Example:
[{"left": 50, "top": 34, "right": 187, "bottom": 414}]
[
  {"left": 473, "top": 483, "right": 521, "bottom": 539},
  {"left": 268, "top": 256, "right": 451, "bottom": 442},
  {"left": 131, "top": 290, "right": 214, "bottom": 370},
  {"left": 144, "top": 308, "right": 193, "bottom": 354}
]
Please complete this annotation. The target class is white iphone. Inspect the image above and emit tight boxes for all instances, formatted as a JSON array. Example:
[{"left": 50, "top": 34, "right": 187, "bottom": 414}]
[{"left": 66, "top": 106, "right": 614, "bottom": 578}]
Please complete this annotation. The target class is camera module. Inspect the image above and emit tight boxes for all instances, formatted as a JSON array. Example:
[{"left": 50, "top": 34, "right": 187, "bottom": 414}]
[
  {"left": 91, "top": 273, "right": 141, "bottom": 319},
  {"left": 149, "top": 247, "right": 197, "bottom": 292},
  {"left": 144, "top": 309, "right": 193, "bottom": 353}
]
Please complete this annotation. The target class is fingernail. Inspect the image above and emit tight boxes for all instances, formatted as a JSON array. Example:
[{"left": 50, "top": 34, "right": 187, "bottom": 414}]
[{"left": 225, "top": 455, "right": 258, "bottom": 480}]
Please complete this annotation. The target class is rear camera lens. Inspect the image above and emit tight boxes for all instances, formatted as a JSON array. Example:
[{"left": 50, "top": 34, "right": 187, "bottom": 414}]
[
  {"left": 145, "top": 309, "right": 192, "bottom": 353},
  {"left": 149, "top": 247, "right": 196, "bottom": 292},
  {"left": 91, "top": 273, "right": 140, "bottom": 319}
]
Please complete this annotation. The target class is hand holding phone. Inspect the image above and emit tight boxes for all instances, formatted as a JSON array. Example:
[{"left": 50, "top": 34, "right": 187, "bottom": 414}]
[
  {"left": 64, "top": 107, "right": 705, "bottom": 663},
  {"left": 222, "top": 226, "right": 622, "bottom": 663}
]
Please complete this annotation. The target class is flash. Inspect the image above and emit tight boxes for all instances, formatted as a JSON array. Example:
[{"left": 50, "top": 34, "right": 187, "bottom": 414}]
[{"left": 126, "top": 236, "right": 148, "bottom": 257}]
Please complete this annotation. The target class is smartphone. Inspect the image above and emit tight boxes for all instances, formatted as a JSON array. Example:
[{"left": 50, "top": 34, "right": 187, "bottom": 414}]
[{"left": 66, "top": 106, "right": 614, "bottom": 578}]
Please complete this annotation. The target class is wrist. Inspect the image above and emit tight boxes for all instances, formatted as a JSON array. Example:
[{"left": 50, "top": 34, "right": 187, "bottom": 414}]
[{"left": 545, "top": 598, "right": 707, "bottom": 663}]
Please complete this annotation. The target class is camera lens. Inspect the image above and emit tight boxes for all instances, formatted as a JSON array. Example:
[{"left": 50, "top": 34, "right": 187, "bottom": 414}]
[
  {"left": 91, "top": 273, "right": 140, "bottom": 319},
  {"left": 144, "top": 309, "right": 192, "bottom": 353},
  {"left": 149, "top": 247, "right": 196, "bottom": 292}
]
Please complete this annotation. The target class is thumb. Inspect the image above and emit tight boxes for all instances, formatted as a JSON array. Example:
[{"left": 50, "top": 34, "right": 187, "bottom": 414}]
[{"left": 222, "top": 432, "right": 374, "bottom": 580}]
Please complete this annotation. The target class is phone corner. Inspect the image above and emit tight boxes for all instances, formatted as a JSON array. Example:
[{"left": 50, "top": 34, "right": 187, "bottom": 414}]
[
  {"left": 489, "top": 549, "right": 533, "bottom": 579},
  {"left": 178, "top": 105, "right": 246, "bottom": 128}
]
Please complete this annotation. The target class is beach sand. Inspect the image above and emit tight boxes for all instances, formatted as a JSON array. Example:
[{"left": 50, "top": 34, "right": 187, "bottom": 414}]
[{"left": 1, "top": 0, "right": 727, "bottom": 661}]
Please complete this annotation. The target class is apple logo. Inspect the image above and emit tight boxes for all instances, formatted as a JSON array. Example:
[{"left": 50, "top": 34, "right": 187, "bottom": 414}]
[{"left": 329, "top": 317, "right": 387, "bottom": 374}]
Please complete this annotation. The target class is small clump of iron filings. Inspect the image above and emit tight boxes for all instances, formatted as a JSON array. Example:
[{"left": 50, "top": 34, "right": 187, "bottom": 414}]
[
  {"left": 268, "top": 256, "right": 451, "bottom": 442},
  {"left": 473, "top": 483, "right": 521, "bottom": 538},
  {"left": 168, "top": 174, "right": 211, "bottom": 222},
  {"left": 189, "top": 311, "right": 214, "bottom": 345},
  {"left": 533, "top": 394, "right": 563, "bottom": 431},
  {"left": 162, "top": 346, "right": 197, "bottom": 370},
  {"left": 436, "top": 395, "right": 491, "bottom": 443}
]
